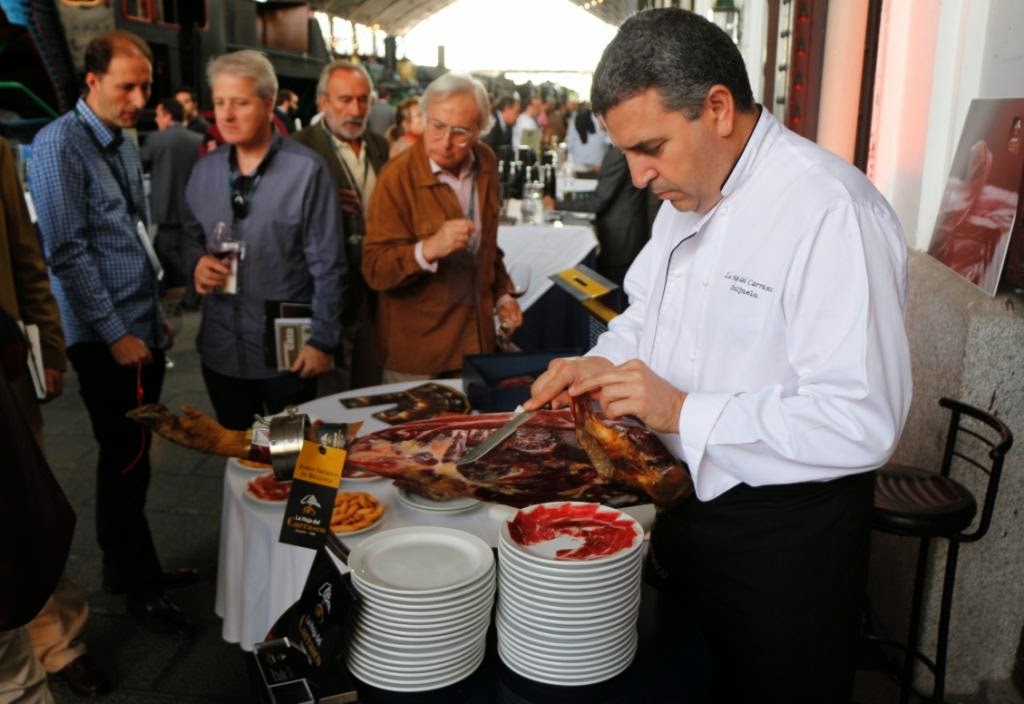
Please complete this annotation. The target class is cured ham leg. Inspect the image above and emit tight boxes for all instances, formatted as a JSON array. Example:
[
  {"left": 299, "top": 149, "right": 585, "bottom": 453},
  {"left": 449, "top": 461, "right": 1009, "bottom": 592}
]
[
  {"left": 346, "top": 403, "right": 692, "bottom": 509},
  {"left": 127, "top": 404, "right": 260, "bottom": 460}
]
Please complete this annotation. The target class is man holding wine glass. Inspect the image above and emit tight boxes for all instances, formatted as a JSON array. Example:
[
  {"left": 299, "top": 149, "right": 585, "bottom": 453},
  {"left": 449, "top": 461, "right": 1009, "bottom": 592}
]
[
  {"left": 362, "top": 72, "right": 522, "bottom": 382},
  {"left": 184, "top": 50, "right": 345, "bottom": 430}
]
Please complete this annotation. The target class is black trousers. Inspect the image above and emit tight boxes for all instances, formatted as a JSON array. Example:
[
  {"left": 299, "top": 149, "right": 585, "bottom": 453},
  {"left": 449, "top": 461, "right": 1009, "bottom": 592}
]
[
  {"left": 154, "top": 224, "right": 187, "bottom": 291},
  {"left": 201, "top": 365, "right": 317, "bottom": 431},
  {"left": 67, "top": 343, "right": 165, "bottom": 598},
  {"left": 649, "top": 471, "right": 874, "bottom": 704}
]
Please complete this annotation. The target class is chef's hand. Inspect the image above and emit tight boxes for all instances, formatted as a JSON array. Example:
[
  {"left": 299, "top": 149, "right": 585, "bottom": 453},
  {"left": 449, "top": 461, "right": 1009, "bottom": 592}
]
[
  {"left": 194, "top": 254, "right": 230, "bottom": 294},
  {"left": 291, "top": 344, "right": 332, "bottom": 379},
  {"left": 339, "top": 188, "right": 362, "bottom": 215},
  {"left": 496, "top": 295, "right": 523, "bottom": 337},
  {"left": 572, "top": 359, "right": 687, "bottom": 434},
  {"left": 523, "top": 356, "right": 614, "bottom": 412},
  {"left": 110, "top": 333, "right": 153, "bottom": 367},
  {"left": 43, "top": 369, "right": 64, "bottom": 402},
  {"left": 422, "top": 219, "right": 474, "bottom": 262}
]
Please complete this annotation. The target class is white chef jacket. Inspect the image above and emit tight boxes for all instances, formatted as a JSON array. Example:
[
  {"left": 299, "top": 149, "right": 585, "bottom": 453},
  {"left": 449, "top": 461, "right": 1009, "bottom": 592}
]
[{"left": 589, "top": 109, "right": 912, "bottom": 502}]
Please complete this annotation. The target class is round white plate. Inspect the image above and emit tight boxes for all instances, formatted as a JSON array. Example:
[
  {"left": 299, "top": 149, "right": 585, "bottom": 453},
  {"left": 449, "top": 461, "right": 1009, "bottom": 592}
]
[
  {"left": 497, "top": 636, "right": 636, "bottom": 685},
  {"left": 497, "top": 537, "right": 644, "bottom": 577},
  {"left": 498, "top": 556, "right": 642, "bottom": 595},
  {"left": 352, "top": 564, "right": 495, "bottom": 604},
  {"left": 498, "top": 572, "right": 642, "bottom": 609},
  {"left": 498, "top": 587, "right": 642, "bottom": 622},
  {"left": 356, "top": 595, "right": 494, "bottom": 629},
  {"left": 496, "top": 592, "right": 641, "bottom": 629},
  {"left": 495, "top": 600, "right": 637, "bottom": 637},
  {"left": 496, "top": 577, "right": 640, "bottom": 613},
  {"left": 228, "top": 457, "right": 273, "bottom": 473},
  {"left": 347, "top": 641, "right": 485, "bottom": 676},
  {"left": 348, "top": 642, "right": 486, "bottom": 692},
  {"left": 332, "top": 510, "right": 388, "bottom": 537},
  {"left": 353, "top": 577, "right": 494, "bottom": 612},
  {"left": 496, "top": 617, "right": 637, "bottom": 659},
  {"left": 498, "top": 631, "right": 638, "bottom": 672},
  {"left": 354, "top": 610, "right": 491, "bottom": 644},
  {"left": 348, "top": 526, "right": 493, "bottom": 595},
  {"left": 499, "top": 504, "right": 643, "bottom": 568},
  {"left": 341, "top": 466, "right": 383, "bottom": 482},
  {"left": 397, "top": 488, "right": 481, "bottom": 513},
  {"left": 350, "top": 628, "right": 486, "bottom": 662}
]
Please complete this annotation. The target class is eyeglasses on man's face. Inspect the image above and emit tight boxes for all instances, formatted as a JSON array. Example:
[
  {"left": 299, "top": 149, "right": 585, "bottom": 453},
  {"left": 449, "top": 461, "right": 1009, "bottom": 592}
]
[{"left": 426, "top": 117, "right": 474, "bottom": 147}]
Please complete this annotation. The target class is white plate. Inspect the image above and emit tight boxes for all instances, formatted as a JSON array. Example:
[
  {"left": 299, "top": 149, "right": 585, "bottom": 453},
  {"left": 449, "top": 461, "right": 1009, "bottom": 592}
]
[
  {"left": 348, "top": 526, "right": 493, "bottom": 595},
  {"left": 352, "top": 564, "right": 495, "bottom": 604},
  {"left": 497, "top": 541, "right": 644, "bottom": 582},
  {"left": 495, "top": 556, "right": 638, "bottom": 593},
  {"left": 496, "top": 578, "right": 640, "bottom": 613},
  {"left": 354, "top": 611, "right": 491, "bottom": 645},
  {"left": 498, "top": 587, "right": 641, "bottom": 622},
  {"left": 498, "top": 570, "right": 642, "bottom": 607},
  {"left": 499, "top": 503, "right": 643, "bottom": 567},
  {"left": 348, "top": 642, "right": 486, "bottom": 692},
  {"left": 397, "top": 488, "right": 481, "bottom": 513},
  {"left": 496, "top": 592, "right": 641, "bottom": 629},
  {"left": 350, "top": 628, "right": 486, "bottom": 662},
  {"left": 497, "top": 637, "right": 636, "bottom": 685},
  {"left": 332, "top": 511, "right": 388, "bottom": 537},
  {"left": 228, "top": 457, "right": 273, "bottom": 473},
  {"left": 495, "top": 601, "right": 637, "bottom": 637},
  {"left": 496, "top": 617, "right": 637, "bottom": 658},
  {"left": 353, "top": 577, "right": 494, "bottom": 612},
  {"left": 356, "top": 596, "right": 494, "bottom": 629},
  {"left": 347, "top": 641, "right": 485, "bottom": 676},
  {"left": 498, "top": 631, "right": 638, "bottom": 672}
]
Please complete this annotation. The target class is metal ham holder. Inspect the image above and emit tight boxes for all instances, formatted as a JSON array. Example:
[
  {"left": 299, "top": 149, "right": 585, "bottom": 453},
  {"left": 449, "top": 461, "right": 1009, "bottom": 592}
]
[{"left": 266, "top": 407, "right": 352, "bottom": 563}]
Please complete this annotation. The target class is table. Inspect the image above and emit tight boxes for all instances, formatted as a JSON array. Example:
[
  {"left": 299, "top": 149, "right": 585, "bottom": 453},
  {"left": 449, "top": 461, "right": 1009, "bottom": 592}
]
[
  {"left": 214, "top": 378, "right": 656, "bottom": 650},
  {"left": 497, "top": 223, "right": 597, "bottom": 313}
]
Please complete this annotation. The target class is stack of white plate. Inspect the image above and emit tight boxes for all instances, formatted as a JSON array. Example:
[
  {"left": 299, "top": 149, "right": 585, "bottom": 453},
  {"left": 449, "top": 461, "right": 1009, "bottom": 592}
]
[
  {"left": 496, "top": 502, "right": 645, "bottom": 686},
  {"left": 345, "top": 526, "right": 495, "bottom": 692}
]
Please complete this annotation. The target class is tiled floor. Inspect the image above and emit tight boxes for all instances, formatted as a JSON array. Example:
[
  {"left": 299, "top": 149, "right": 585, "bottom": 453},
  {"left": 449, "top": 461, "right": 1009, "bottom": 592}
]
[{"left": 39, "top": 310, "right": 1024, "bottom": 703}]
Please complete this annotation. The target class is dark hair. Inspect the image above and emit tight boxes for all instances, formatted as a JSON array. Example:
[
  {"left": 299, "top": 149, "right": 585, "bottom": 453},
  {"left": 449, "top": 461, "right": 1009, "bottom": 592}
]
[
  {"left": 157, "top": 97, "right": 184, "bottom": 122},
  {"left": 495, "top": 95, "right": 519, "bottom": 112},
  {"left": 573, "top": 107, "right": 597, "bottom": 145},
  {"left": 387, "top": 96, "right": 420, "bottom": 143},
  {"left": 276, "top": 89, "right": 297, "bottom": 106},
  {"left": 591, "top": 8, "right": 753, "bottom": 119},
  {"left": 174, "top": 86, "right": 197, "bottom": 101},
  {"left": 83, "top": 29, "right": 152, "bottom": 76}
]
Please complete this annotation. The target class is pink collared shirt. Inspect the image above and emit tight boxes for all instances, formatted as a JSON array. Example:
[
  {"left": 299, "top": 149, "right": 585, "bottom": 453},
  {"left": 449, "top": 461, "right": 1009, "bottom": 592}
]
[{"left": 414, "top": 152, "right": 481, "bottom": 271}]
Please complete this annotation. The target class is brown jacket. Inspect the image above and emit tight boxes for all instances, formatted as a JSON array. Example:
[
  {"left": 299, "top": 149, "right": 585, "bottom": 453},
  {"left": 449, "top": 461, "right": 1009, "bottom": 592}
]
[
  {"left": 362, "top": 140, "right": 513, "bottom": 374},
  {"left": 0, "top": 136, "right": 66, "bottom": 440}
]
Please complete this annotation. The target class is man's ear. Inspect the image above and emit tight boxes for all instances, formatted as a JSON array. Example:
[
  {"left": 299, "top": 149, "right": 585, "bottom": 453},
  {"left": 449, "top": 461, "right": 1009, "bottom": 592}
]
[
  {"left": 705, "top": 84, "right": 736, "bottom": 138},
  {"left": 85, "top": 71, "right": 100, "bottom": 94}
]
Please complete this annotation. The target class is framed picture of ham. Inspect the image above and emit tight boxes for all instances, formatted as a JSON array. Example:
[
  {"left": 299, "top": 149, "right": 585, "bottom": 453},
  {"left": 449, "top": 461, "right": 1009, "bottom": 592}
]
[{"left": 927, "top": 98, "right": 1024, "bottom": 296}]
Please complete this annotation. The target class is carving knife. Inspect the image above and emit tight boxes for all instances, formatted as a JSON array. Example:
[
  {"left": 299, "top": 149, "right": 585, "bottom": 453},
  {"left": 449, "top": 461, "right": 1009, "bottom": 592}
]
[{"left": 456, "top": 409, "right": 537, "bottom": 465}]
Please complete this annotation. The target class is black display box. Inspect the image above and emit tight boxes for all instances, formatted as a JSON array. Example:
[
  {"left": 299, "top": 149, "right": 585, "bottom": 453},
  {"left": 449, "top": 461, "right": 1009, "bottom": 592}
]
[{"left": 462, "top": 350, "right": 579, "bottom": 412}]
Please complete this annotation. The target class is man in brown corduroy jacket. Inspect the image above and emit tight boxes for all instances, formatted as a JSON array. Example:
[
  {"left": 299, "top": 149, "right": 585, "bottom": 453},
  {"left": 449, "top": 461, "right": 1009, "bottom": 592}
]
[{"left": 362, "top": 73, "right": 522, "bottom": 380}]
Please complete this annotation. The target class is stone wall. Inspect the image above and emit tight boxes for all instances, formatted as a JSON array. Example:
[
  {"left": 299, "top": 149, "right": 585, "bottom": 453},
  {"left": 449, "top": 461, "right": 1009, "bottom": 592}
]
[{"left": 868, "top": 250, "right": 1024, "bottom": 694}]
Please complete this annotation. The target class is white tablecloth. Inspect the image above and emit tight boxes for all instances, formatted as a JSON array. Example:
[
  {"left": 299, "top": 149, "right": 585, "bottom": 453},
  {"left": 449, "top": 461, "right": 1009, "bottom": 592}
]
[
  {"left": 214, "top": 378, "right": 654, "bottom": 651},
  {"left": 497, "top": 224, "right": 597, "bottom": 312}
]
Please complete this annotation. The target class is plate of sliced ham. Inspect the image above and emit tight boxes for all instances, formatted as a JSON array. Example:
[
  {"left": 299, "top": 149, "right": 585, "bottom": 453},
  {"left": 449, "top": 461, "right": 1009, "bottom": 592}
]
[{"left": 244, "top": 472, "right": 291, "bottom": 504}]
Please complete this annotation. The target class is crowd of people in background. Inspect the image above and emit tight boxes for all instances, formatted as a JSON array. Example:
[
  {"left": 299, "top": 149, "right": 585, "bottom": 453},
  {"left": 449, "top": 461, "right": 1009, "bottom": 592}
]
[{"left": 1, "top": 25, "right": 652, "bottom": 700}]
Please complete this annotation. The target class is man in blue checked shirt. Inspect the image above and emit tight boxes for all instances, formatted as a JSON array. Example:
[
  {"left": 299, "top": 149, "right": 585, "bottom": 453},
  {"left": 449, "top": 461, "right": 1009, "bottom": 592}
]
[{"left": 29, "top": 29, "right": 197, "bottom": 637}]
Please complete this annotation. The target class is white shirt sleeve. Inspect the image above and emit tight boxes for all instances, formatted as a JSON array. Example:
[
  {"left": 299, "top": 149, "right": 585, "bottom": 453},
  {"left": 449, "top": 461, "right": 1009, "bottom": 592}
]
[
  {"left": 414, "top": 240, "right": 438, "bottom": 272},
  {"left": 674, "top": 202, "right": 911, "bottom": 498}
]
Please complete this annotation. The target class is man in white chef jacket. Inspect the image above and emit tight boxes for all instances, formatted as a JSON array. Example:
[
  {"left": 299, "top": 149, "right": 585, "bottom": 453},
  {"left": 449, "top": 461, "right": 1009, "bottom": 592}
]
[{"left": 525, "top": 9, "right": 912, "bottom": 703}]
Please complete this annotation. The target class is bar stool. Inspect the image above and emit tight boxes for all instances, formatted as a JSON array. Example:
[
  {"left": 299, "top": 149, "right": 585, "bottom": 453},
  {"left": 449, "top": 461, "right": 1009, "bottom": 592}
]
[{"left": 872, "top": 397, "right": 1013, "bottom": 703}]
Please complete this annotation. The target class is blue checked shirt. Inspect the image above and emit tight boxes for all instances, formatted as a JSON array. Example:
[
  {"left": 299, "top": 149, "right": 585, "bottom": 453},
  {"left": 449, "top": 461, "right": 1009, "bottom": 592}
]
[{"left": 29, "top": 98, "right": 164, "bottom": 349}]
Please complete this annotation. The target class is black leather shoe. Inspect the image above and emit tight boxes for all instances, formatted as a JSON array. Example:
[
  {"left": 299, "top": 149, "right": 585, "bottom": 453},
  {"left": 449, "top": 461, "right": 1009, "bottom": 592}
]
[
  {"left": 105, "top": 567, "right": 201, "bottom": 595},
  {"left": 127, "top": 594, "right": 197, "bottom": 637},
  {"left": 58, "top": 654, "right": 112, "bottom": 697}
]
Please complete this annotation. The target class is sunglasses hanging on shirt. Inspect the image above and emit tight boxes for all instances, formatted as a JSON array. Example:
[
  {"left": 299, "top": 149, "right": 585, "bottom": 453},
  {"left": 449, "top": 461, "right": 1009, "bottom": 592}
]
[{"left": 228, "top": 136, "right": 283, "bottom": 222}]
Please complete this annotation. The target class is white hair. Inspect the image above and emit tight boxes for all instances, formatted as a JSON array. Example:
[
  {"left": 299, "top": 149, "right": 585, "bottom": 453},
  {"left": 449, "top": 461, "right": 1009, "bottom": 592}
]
[
  {"left": 316, "top": 60, "right": 373, "bottom": 97},
  {"left": 421, "top": 72, "right": 493, "bottom": 135},
  {"left": 207, "top": 50, "right": 278, "bottom": 101}
]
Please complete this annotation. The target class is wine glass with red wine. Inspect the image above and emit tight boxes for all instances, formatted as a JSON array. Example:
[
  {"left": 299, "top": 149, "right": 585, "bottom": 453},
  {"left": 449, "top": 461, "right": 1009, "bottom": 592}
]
[
  {"left": 508, "top": 263, "right": 531, "bottom": 300},
  {"left": 207, "top": 221, "right": 241, "bottom": 294}
]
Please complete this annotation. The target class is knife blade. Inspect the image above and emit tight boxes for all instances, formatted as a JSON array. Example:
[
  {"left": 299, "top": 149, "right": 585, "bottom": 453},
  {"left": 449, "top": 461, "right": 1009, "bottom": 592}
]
[{"left": 455, "top": 409, "right": 537, "bottom": 465}]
